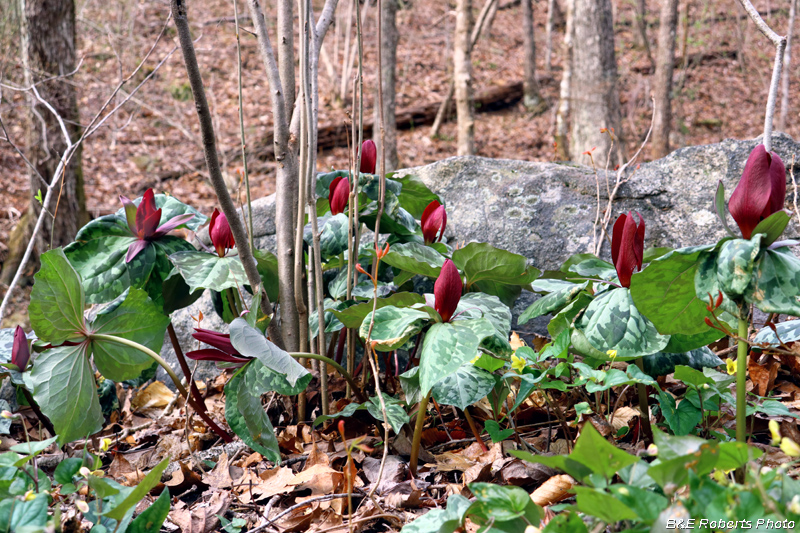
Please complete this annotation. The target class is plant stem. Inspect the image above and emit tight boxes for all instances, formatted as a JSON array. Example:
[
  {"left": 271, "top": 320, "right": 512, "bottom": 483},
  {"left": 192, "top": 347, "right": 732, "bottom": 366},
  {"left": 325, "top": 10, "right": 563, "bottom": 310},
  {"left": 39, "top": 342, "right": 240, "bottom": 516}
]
[
  {"left": 168, "top": 323, "right": 208, "bottom": 413},
  {"left": 20, "top": 387, "right": 56, "bottom": 439},
  {"left": 634, "top": 357, "right": 653, "bottom": 445},
  {"left": 92, "top": 333, "right": 233, "bottom": 442},
  {"left": 290, "top": 352, "right": 366, "bottom": 403},
  {"left": 409, "top": 391, "right": 431, "bottom": 476},
  {"left": 736, "top": 315, "right": 749, "bottom": 444},
  {"left": 463, "top": 406, "right": 488, "bottom": 453},
  {"left": 233, "top": 0, "right": 254, "bottom": 251}
]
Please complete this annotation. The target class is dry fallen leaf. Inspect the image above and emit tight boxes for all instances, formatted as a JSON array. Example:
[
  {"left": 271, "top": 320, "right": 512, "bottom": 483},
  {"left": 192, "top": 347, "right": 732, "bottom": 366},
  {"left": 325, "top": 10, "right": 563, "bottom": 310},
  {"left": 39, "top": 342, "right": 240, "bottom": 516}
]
[
  {"left": 131, "top": 381, "right": 175, "bottom": 412},
  {"left": 169, "top": 491, "right": 229, "bottom": 533},
  {"left": 530, "top": 474, "right": 575, "bottom": 506},
  {"left": 289, "top": 463, "right": 345, "bottom": 496},
  {"left": 201, "top": 452, "right": 234, "bottom": 490}
]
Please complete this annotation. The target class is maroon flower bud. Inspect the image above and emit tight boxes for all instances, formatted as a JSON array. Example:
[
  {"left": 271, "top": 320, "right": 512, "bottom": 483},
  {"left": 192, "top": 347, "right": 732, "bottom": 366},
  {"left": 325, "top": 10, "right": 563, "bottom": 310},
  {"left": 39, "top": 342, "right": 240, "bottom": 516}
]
[
  {"left": 360, "top": 140, "right": 377, "bottom": 175},
  {"left": 11, "top": 326, "right": 29, "bottom": 371},
  {"left": 729, "top": 144, "right": 787, "bottom": 239},
  {"left": 421, "top": 201, "right": 447, "bottom": 244},
  {"left": 434, "top": 259, "right": 462, "bottom": 322},
  {"left": 611, "top": 212, "right": 645, "bottom": 288},
  {"left": 329, "top": 176, "right": 350, "bottom": 215},
  {"left": 209, "top": 208, "right": 235, "bottom": 257},
  {"left": 186, "top": 328, "right": 251, "bottom": 366}
]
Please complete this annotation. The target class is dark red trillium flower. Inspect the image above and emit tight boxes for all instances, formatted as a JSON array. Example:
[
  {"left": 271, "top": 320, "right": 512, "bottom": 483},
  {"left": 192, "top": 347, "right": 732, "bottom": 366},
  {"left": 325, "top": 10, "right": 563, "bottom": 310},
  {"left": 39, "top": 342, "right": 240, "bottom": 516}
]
[
  {"left": 360, "top": 140, "right": 377, "bottom": 174},
  {"left": 11, "top": 326, "right": 29, "bottom": 371},
  {"left": 185, "top": 328, "right": 251, "bottom": 367},
  {"left": 329, "top": 176, "right": 350, "bottom": 215},
  {"left": 209, "top": 208, "right": 235, "bottom": 257},
  {"left": 120, "top": 189, "right": 195, "bottom": 263},
  {"left": 611, "top": 212, "right": 645, "bottom": 288},
  {"left": 728, "top": 144, "right": 787, "bottom": 239},
  {"left": 434, "top": 259, "right": 463, "bottom": 322},
  {"left": 421, "top": 200, "right": 447, "bottom": 244}
]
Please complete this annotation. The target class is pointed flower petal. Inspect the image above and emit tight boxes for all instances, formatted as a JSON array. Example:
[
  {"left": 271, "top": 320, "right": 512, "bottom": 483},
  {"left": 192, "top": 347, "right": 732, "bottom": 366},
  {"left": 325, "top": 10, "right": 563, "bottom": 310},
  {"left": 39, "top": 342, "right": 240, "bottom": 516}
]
[
  {"left": 434, "top": 259, "right": 462, "bottom": 322},
  {"left": 209, "top": 208, "right": 235, "bottom": 257},
  {"left": 729, "top": 145, "right": 786, "bottom": 239},
  {"left": 136, "top": 189, "right": 158, "bottom": 233},
  {"left": 611, "top": 212, "right": 644, "bottom": 288},
  {"left": 11, "top": 326, "right": 30, "bottom": 370},
  {"left": 125, "top": 239, "right": 149, "bottom": 263},
  {"left": 421, "top": 201, "right": 447, "bottom": 244},
  {"left": 185, "top": 348, "right": 251, "bottom": 363},
  {"left": 360, "top": 140, "right": 377, "bottom": 174},
  {"left": 153, "top": 213, "right": 195, "bottom": 239},
  {"left": 192, "top": 328, "right": 239, "bottom": 355},
  {"left": 329, "top": 176, "right": 350, "bottom": 215},
  {"left": 119, "top": 195, "right": 138, "bottom": 235}
]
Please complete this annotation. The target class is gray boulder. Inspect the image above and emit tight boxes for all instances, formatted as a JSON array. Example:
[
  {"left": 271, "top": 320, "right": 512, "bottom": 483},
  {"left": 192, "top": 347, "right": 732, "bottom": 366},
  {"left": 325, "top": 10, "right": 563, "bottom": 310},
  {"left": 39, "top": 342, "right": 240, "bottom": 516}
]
[{"left": 163, "top": 134, "right": 800, "bottom": 377}]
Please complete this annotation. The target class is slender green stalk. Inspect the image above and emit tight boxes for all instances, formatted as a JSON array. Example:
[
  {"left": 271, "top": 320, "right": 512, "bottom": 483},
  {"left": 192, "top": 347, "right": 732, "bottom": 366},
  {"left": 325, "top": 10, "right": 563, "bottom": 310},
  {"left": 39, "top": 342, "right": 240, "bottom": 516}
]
[
  {"left": 635, "top": 357, "right": 653, "bottom": 445},
  {"left": 736, "top": 315, "right": 749, "bottom": 444},
  {"left": 289, "top": 352, "right": 366, "bottom": 403},
  {"left": 232, "top": 0, "right": 254, "bottom": 250},
  {"left": 409, "top": 391, "right": 431, "bottom": 476}
]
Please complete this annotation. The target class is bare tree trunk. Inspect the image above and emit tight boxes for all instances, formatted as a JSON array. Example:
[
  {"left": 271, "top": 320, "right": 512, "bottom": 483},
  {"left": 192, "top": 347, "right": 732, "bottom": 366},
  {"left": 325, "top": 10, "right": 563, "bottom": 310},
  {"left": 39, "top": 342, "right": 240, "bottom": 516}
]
[
  {"left": 455, "top": 0, "right": 475, "bottom": 156},
  {"left": 650, "top": 0, "right": 679, "bottom": 158},
  {"left": 634, "top": 0, "right": 656, "bottom": 72},
  {"left": 780, "top": 0, "right": 796, "bottom": 131},
  {"left": 569, "top": 0, "right": 624, "bottom": 164},
  {"left": 554, "top": 0, "right": 574, "bottom": 160},
  {"left": 374, "top": 0, "right": 398, "bottom": 170},
  {"left": 545, "top": 0, "right": 555, "bottom": 72},
  {"left": 2, "top": 0, "right": 87, "bottom": 286},
  {"left": 522, "top": 0, "right": 545, "bottom": 111}
]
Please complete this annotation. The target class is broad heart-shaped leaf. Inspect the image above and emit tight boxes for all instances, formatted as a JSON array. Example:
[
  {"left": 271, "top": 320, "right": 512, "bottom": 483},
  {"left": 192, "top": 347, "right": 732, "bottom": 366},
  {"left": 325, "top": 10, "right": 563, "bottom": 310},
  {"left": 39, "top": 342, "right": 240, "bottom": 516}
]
[
  {"left": 330, "top": 292, "right": 425, "bottom": 329},
  {"left": 661, "top": 326, "right": 727, "bottom": 353},
  {"left": 305, "top": 213, "right": 350, "bottom": 259},
  {"left": 229, "top": 318, "right": 309, "bottom": 387},
  {"left": 418, "top": 322, "right": 480, "bottom": 395},
  {"left": 576, "top": 287, "right": 669, "bottom": 360},
  {"left": 432, "top": 364, "right": 497, "bottom": 410},
  {"left": 399, "top": 366, "right": 423, "bottom": 405},
  {"left": 360, "top": 306, "right": 431, "bottom": 352},
  {"left": 716, "top": 236, "right": 763, "bottom": 298},
  {"left": 452, "top": 242, "right": 540, "bottom": 289},
  {"left": 519, "top": 281, "right": 588, "bottom": 325},
  {"left": 382, "top": 241, "right": 446, "bottom": 279},
  {"left": 26, "top": 343, "right": 103, "bottom": 444},
  {"left": 573, "top": 487, "right": 639, "bottom": 523},
  {"left": 392, "top": 172, "right": 443, "bottom": 217},
  {"left": 243, "top": 357, "right": 312, "bottom": 396},
  {"left": 468, "top": 483, "right": 541, "bottom": 523},
  {"left": 642, "top": 347, "right": 723, "bottom": 377},
  {"left": 753, "top": 318, "right": 800, "bottom": 346},
  {"left": 657, "top": 390, "right": 702, "bottom": 436},
  {"left": 751, "top": 209, "right": 792, "bottom": 246},
  {"left": 568, "top": 422, "right": 639, "bottom": 480},
  {"left": 454, "top": 293, "right": 514, "bottom": 356},
  {"left": 745, "top": 247, "right": 800, "bottom": 315},
  {"left": 89, "top": 288, "right": 170, "bottom": 382},
  {"left": 548, "top": 291, "right": 594, "bottom": 338},
  {"left": 169, "top": 250, "right": 247, "bottom": 293},
  {"left": 629, "top": 245, "right": 717, "bottom": 336},
  {"left": 29, "top": 248, "right": 86, "bottom": 344},
  {"left": 224, "top": 364, "right": 281, "bottom": 463}
]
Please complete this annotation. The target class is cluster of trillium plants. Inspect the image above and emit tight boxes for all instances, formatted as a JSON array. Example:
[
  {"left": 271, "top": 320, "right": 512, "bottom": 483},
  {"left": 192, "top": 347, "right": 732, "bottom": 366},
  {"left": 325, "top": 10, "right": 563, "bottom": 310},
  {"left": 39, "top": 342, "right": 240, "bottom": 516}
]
[{"left": 2, "top": 139, "right": 800, "bottom": 521}]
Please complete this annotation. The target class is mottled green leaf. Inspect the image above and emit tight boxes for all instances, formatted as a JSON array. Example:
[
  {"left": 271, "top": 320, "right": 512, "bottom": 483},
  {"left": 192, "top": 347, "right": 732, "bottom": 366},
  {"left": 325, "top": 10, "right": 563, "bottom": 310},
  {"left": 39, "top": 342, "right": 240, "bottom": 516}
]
[
  {"left": 224, "top": 365, "right": 281, "bottom": 462},
  {"left": 751, "top": 209, "right": 792, "bottom": 246},
  {"left": 331, "top": 292, "right": 425, "bottom": 329},
  {"left": 519, "top": 282, "right": 588, "bottom": 325},
  {"left": 753, "top": 318, "right": 800, "bottom": 346},
  {"left": 576, "top": 287, "right": 669, "bottom": 360},
  {"left": 629, "top": 245, "right": 716, "bottom": 336},
  {"left": 360, "top": 306, "right": 431, "bottom": 351},
  {"left": 456, "top": 292, "right": 512, "bottom": 335},
  {"left": 432, "top": 364, "right": 496, "bottom": 409},
  {"left": 115, "top": 193, "right": 206, "bottom": 231},
  {"left": 306, "top": 213, "right": 350, "bottom": 259},
  {"left": 90, "top": 288, "right": 170, "bottom": 382},
  {"left": 381, "top": 242, "right": 446, "bottom": 278},
  {"left": 399, "top": 367, "right": 422, "bottom": 406},
  {"left": 716, "top": 236, "right": 762, "bottom": 298},
  {"left": 169, "top": 250, "right": 247, "bottom": 293},
  {"left": 229, "top": 318, "right": 309, "bottom": 386},
  {"left": 419, "top": 322, "right": 480, "bottom": 395},
  {"left": 746, "top": 247, "right": 800, "bottom": 315},
  {"left": 567, "top": 257, "right": 617, "bottom": 279},
  {"left": 26, "top": 343, "right": 103, "bottom": 444},
  {"left": 29, "top": 248, "right": 86, "bottom": 343},
  {"left": 642, "top": 347, "right": 723, "bottom": 377}
]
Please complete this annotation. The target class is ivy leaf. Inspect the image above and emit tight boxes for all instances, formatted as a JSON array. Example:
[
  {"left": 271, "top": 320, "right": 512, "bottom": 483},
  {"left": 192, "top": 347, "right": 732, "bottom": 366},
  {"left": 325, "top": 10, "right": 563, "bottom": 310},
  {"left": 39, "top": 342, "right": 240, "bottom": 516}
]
[
  {"left": 26, "top": 343, "right": 103, "bottom": 444},
  {"left": 170, "top": 251, "right": 247, "bottom": 293},
  {"left": 484, "top": 420, "right": 514, "bottom": 443},
  {"left": 103, "top": 457, "right": 169, "bottom": 521},
  {"left": 28, "top": 249, "right": 86, "bottom": 344},
  {"left": 128, "top": 488, "right": 171, "bottom": 533}
]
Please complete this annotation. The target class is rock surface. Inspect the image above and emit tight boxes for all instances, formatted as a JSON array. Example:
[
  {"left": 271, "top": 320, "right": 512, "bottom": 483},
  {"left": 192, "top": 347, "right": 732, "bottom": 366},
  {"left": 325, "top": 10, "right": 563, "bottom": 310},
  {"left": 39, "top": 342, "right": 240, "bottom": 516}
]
[{"left": 164, "top": 134, "right": 800, "bottom": 375}]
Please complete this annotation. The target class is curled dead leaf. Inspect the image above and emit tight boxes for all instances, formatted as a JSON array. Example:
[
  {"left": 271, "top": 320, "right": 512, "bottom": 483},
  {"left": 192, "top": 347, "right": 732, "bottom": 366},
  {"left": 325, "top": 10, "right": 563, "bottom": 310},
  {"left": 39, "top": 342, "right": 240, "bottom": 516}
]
[{"left": 530, "top": 474, "right": 575, "bottom": 506}]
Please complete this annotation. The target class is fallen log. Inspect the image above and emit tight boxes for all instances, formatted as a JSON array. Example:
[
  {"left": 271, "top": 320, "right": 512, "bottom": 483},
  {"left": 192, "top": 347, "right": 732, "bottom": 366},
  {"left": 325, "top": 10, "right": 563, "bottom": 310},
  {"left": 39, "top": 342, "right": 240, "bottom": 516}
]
[
  {"left": 147, "top": 77, "right": 552, "bottom": 187},
  {"left": 631, "top": 49, "right": 739, "bottom": 74}
]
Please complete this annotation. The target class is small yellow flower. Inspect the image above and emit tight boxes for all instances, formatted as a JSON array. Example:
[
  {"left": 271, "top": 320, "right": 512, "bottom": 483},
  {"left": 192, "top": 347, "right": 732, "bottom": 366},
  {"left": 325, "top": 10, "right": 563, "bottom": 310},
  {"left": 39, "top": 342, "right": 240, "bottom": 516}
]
[
  {"left": 511, "top": 354, "right": 526, "bottom": 373},
  {"left": 79, "top": 467, "right": 91, "bottom": 478},
  {"left": 469, "top": 354, "right": 481, "bottom": 364},
  {"left": 726, "top": 358, "right": 737, "bottom": 375},
  {"left": 76, "top": 500, "right": 90, "bottom": 514},
  {"left": 606, "top": 349, "right": 617, "bottom": 360},
  {"left": 781, "top": 437, "right": 800, "bottom": 457},
  {"left": 769, "top": 420, "right": 782, "bottom": 446},
  {"left": 99, "top": 438, "right": 112, "bottom": 452},
  {"left": 0, "top": 410, "right": 15, "bottom": 419},
  {"left": 23, "top": 490, "right": 36, "bottom": 502},
  {"left": 647, "top": 444, "right": 658, "bottom": 456}
]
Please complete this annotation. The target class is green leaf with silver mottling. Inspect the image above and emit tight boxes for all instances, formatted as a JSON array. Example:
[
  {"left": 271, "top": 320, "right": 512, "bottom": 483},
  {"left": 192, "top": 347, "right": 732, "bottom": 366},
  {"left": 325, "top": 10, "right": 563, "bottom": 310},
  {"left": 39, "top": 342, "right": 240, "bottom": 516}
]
[
  {"left": 90, "top": 288, "right": 170, "bottom": 382},
  {"left": 364, "top": 394, "right": 410, "bottom": 434},
  {"left": 399, "top": 367, "right": 422, "bottom": 406},
  {"left": 750, "top": 209, "right": 792, "bottom": 246},
  {"left": 309, "top": 298, "right": 348, "bottom": 337},
  {"left": 169, "top": 250, "right": 247, "bottom": 293},
  {"left": 567, "top": 257, "right": 617, "bottom": 279},
  {"left": 224, "top": 365, "right": 281, "bottom": 463},
  {"left": 360, "top": 306, "right": 431, "bottom": 352},
  {"left": 694, "top": 250, "right": 740, "bottom": 317},
  {"left": 661, "top": 326, "right": 727, "bottom": 353},
  {"left": 455, "top": 292, "right": 512, "bottom": 335},
  {"left": 754, "top": 318, "right": 800, "bottom": 346},
  {"left": 331, "top": 292, "right": 425, "bottom": 329},
  {"left": 26, "top": 343, "right": 103, "bottom": 444},
  {"left": 716, "top": 236, "right": 762, "bottom": 299},
  {"left": 241, "top": 357, "right": 311, "bottom": 397},
  {"left": 629, "top": 245, "right": 717, "bottom": 336},
  {"left": 519, "top": 281, "right": 589, "bottom": 325},
  {"left": 230, "top": 318, "right": 309, "bottom": 387},
  {"left": 419, "top": 322, "right": 480, "bottom": 395},
  {"left": 746, "top": 247, "right": 800, "bottom": 315},
  {"left": 432, "top": 364, "right": 496, "bottom": 410},
  {"left": 381, "top": 242, "right": 446, "bottom": 279},
  {"left": 548, "top": 292, "right": 594, "bottom": 338},
  {"left": 28, "top": 248, "right": 86, "bottom": 344},
  {"left": 642, "top": 347, "right": 724, "bottom": 377},
  {"left": 305, "top": 213, "right": 350, "bottom": 259},
  {"left": 576, "top": 287, "right": 669, "bottom": 360}
]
